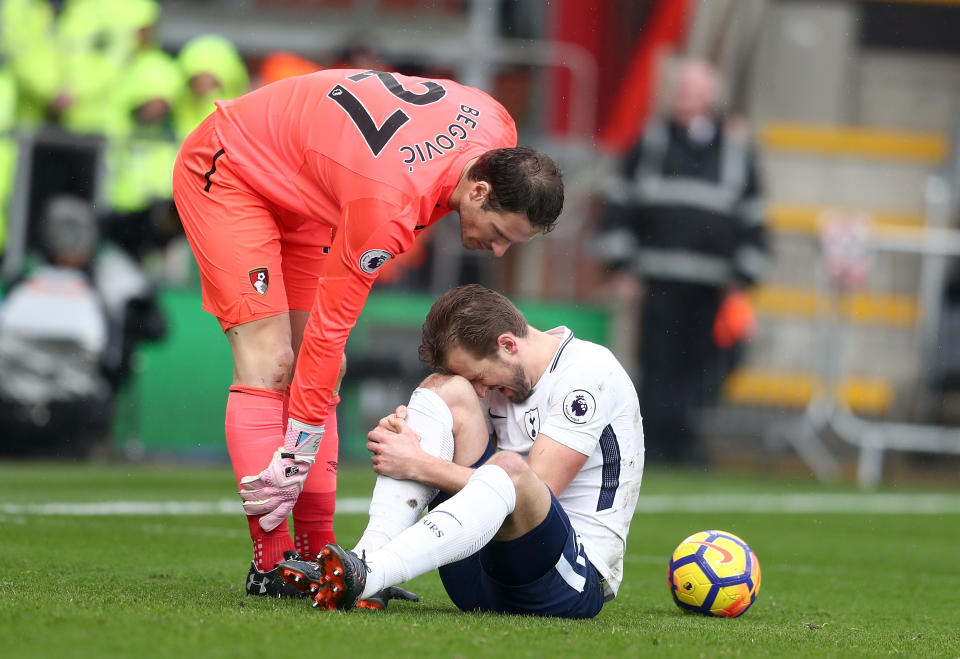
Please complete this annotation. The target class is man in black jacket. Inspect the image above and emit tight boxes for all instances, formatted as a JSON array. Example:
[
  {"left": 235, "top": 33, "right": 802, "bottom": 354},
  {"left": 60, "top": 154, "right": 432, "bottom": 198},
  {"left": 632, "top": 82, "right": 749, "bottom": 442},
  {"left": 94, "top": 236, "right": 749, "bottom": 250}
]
[{"left": 595, "top": 58, "right": 769, "bottom": 464}]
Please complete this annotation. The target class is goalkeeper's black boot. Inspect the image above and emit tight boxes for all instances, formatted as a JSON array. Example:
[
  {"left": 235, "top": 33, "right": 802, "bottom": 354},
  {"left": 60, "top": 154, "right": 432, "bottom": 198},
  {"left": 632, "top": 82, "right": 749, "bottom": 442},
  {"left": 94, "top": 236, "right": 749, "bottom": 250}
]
[{"left": 245, "top": 550, "right": 309, "bottom": 598}]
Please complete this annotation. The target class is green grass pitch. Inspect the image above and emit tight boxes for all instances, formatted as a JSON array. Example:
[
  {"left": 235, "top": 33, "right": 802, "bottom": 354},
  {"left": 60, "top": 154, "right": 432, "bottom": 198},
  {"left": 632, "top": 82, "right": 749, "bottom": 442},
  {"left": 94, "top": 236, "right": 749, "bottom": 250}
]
[{"left": 1, "top": 462, "right": 958, "bottom": 658}]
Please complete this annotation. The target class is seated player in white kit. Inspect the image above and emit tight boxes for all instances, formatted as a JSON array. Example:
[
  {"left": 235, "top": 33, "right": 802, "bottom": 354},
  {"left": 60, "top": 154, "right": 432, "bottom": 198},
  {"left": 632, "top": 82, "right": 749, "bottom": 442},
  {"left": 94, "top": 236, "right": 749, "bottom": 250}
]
[{"left": 279, "top": 284, "right": 644, "bottom": 618}]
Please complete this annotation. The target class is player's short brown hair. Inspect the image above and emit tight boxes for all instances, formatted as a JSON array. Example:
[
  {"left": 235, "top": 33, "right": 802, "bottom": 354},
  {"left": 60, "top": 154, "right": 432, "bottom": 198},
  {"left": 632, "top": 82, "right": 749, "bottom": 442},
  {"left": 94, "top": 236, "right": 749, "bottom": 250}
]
[
  {"left": 419, "top": 284, "right": 528, "bottom": 369},
  {"left": 468, "top": 146, "right": 563, "bottom": 233}
]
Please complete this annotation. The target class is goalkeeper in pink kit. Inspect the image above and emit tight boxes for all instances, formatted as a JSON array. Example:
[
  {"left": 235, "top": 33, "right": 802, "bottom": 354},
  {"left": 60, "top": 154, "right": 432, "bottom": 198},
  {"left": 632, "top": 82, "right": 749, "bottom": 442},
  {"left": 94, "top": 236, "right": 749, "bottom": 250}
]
[{"left": 172, "top": 69, "right": 563, "bottom": 599}]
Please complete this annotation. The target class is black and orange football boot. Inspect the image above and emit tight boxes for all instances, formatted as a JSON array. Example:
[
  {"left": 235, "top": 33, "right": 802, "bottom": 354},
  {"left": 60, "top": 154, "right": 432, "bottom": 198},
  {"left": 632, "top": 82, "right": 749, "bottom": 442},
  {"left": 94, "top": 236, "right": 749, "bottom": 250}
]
[{"left": 245, "top": 551, "right": 309, "bottom": 598}]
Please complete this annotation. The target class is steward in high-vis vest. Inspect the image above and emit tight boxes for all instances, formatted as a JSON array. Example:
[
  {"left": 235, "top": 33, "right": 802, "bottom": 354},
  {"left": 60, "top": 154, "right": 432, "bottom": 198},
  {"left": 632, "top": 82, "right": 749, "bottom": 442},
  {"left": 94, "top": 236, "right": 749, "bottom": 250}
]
[
  {"left": 174, "top": 34, "right": 249, "bottom": 142},
  {"left": 0, "top": 0, "right": 61, "bottom": 125},
  {"left": 0, "top": 0, "right": 158, "bottom": 132},
  {"left": 102, "top": 49, "right": 184, "bottom": 257},
  {"left": 57, "top": 0, "right": 160, "bottom": 135},
  {"left": 0, "top": 61, "right": 18, "bottom": 254},
  {"left": 594, "top": 59, "right": 769, "bottom": 465}
]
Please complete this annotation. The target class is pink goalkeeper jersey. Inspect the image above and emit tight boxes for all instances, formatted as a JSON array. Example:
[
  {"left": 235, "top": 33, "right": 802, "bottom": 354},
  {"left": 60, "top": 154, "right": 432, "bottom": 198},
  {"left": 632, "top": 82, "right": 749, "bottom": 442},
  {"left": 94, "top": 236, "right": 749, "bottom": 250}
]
[{"left": 213, "top": 69, "right": 518, "bottom": 424}]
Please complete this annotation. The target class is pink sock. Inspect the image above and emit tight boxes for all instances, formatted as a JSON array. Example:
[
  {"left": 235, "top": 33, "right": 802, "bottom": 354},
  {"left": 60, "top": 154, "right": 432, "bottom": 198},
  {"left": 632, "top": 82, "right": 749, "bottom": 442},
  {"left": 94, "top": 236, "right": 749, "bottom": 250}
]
[
  {"left": 246, "top": 516, "right": 294, "bottom": 571},
  {"left": 226, "top": 385, "right": 294, "bottom": 570},
  {"left": 294, "top": 397, "right": 340, "bottom": 555},
  {"left": 293, "top": 491, "right": 336, "bottom": 556}
]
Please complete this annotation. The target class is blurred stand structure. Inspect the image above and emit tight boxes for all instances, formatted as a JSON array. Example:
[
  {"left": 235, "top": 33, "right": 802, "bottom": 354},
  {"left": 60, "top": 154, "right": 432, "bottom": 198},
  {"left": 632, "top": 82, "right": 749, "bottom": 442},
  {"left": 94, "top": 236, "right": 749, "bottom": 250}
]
[
  {"left": 1, "top": 0, "right": 959, "bottom": 484},
  {"left": 689, "top": 0, "right": 960, "bottom": 483},
  {"left": 764, "top": 186, "right": 960, "bottom": 486}
]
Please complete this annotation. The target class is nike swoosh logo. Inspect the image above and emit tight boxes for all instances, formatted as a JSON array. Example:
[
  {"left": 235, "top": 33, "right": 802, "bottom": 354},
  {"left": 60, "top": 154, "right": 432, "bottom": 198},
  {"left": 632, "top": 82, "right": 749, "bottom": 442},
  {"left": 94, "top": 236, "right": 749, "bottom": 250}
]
[
  {"left": 488, "top": 409, "right": 507, "bottom": 419},
  {"left": 691, "top": 541, "right": 735, "bottom": 564}
]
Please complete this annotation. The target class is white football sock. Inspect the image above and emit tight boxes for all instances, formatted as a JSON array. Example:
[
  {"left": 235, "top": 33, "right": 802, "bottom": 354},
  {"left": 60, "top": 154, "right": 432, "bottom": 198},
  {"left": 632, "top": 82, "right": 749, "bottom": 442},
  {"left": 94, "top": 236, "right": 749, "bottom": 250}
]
[
  {"left": 360, "top": 464, "right": 517, "bottom": 599},
  {"left": 352, "top": 388, "right": 456, "bottom": 557}
]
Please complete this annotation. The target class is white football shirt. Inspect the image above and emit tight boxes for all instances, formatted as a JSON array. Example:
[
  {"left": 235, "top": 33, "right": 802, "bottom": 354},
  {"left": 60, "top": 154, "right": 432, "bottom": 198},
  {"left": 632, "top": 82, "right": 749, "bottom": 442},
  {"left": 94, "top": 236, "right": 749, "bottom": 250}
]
[{"left": 484, "top": 327, "right": 644, "bottom": 600}]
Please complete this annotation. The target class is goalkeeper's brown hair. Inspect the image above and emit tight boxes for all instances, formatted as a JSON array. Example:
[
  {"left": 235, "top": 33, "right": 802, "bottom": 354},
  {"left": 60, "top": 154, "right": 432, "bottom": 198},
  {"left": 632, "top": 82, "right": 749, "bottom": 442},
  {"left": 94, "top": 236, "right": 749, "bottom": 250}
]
[{"left": 468, "top": 146, "right": 563, "bottom": 233}]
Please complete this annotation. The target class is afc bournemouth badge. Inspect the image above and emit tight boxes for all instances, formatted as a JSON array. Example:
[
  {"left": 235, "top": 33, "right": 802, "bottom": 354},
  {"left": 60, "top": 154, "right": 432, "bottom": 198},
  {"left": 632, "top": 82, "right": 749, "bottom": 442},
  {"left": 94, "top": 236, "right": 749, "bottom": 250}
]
[
  {"left": 359, "top": 249, "right": 393, "bottom": 274},
  {"left": 249, "top": 267, "right": 269, "bottom": 295}
]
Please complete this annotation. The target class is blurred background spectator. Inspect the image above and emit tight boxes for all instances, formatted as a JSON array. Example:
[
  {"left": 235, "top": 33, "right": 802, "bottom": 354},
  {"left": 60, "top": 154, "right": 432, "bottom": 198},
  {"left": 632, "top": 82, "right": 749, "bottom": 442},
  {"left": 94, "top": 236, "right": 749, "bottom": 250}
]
[
  {"left": 57, "top": 0, "right": 160, "bottom": 135},
  {"left": 1, "top": 0, "right": 61, "bottom": 126},
  {"left": 0, "top": 195, "right": 165, "bottom": 456},
  {"left": 101, "top": 49, "right": 184, "bottom": 260},
  {"left": 593, "top": 58, "right": 769, "bottom": 465},
  {"left": 175, "top": 34, "right": 249, "bottom": 140},
  {"left": 0, "top": 57, "right": 16, "bottom": 254}
]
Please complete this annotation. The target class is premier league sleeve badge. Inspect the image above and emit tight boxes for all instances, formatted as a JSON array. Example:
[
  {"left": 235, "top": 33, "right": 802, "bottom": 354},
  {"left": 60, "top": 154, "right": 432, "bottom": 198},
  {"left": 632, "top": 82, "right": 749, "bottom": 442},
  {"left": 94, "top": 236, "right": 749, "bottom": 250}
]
[{"left": 563, "top": 389, "right": 596, "bottom": 424}]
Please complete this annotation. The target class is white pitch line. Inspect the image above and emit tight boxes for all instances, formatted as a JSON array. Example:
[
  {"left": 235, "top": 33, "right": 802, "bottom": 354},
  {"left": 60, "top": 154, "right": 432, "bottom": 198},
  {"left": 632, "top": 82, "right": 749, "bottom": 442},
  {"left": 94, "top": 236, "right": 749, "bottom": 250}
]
[
  {"left": 0, "top": 498, "right": 369, "bottom": 517},
  {"left": 1, "top": 493, "right": 959, "bottom": 517},
  {"left": 632, "top": 493, "right": 960, "bottom": 514}
]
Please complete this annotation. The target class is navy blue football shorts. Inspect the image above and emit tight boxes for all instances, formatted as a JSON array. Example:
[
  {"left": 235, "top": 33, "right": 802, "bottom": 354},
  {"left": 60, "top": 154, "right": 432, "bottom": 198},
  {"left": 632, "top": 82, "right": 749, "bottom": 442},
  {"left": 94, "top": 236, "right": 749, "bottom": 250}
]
[{"left": 429, "top": 441, "right": 606, "bottom": 619}]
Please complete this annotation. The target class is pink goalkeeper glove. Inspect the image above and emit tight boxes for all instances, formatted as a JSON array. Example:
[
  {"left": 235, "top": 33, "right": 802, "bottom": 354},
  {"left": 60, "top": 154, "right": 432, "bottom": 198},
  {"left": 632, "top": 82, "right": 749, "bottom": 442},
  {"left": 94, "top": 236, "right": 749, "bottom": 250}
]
[{"left": 238, "top": 419, "right": 325, "bottom": 532}]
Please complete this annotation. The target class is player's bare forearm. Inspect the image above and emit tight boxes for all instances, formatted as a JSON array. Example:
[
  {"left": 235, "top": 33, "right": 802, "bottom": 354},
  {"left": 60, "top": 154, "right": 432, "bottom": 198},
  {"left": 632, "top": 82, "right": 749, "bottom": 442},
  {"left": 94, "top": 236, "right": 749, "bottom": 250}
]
[
  {"left": 366, "top": 415, "right": 474, "bottom": 493},
  {"left": 406, "top": 453, "right": 475, "bottom": 495},
  {"left": 527, "top": 433, "right": 589, "bottom": 497}
]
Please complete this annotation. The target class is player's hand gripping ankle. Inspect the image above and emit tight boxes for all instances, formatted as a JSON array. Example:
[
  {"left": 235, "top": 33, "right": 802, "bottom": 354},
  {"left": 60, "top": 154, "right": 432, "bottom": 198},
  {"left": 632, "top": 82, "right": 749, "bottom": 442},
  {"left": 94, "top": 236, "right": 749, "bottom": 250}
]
[{"left": 238, "top": 419, "right": 325, "bottom": 532}]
